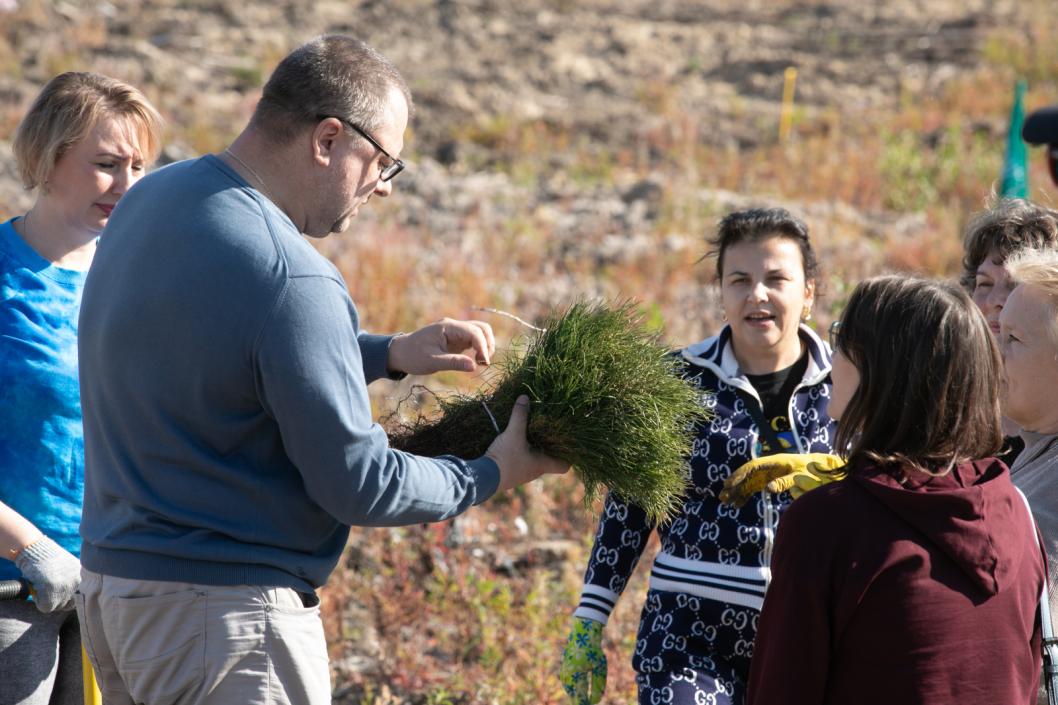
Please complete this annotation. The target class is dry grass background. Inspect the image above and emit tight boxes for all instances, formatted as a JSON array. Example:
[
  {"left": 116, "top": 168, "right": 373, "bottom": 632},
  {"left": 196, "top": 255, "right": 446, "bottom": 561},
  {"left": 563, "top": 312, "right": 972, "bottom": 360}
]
[{"left": 2, "top": 1, "right": 1058, "bottom": 702}]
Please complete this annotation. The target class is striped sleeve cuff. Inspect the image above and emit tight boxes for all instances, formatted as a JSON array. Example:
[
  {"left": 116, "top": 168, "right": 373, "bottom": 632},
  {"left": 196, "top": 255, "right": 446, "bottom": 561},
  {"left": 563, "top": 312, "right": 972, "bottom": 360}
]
[
  {"left": 572, "top": 584, "right": 620, "bottom": 626},
  {"left": 648, "top": 553, "right": 770, "bottom": 611}
]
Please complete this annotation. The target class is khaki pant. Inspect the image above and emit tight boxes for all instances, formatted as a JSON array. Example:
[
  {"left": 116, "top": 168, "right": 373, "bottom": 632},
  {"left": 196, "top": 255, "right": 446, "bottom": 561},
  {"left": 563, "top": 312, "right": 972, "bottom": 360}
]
[{"left": 75, "top": 569, "right": 330, "bottom": 705}]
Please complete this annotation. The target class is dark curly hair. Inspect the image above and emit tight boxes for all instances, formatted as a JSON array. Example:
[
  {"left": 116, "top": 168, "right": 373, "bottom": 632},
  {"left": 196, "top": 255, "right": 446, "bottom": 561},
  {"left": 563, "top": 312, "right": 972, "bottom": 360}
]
[
  {"left": 707, "top": 207, "right": 819, "bottom": 282},
  {"left": 961, "top": 198, "right": 1058, "bottom": 292}
]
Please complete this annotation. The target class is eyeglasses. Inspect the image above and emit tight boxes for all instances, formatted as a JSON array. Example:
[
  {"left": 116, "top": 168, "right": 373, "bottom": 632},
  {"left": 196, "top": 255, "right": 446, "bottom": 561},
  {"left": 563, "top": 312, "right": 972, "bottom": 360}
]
[
  {"left": 316, "top": 114, "right": 405, "bottom": 182},
  {"left": 828, "top": 320, "right": 842, "bottom": 351}
]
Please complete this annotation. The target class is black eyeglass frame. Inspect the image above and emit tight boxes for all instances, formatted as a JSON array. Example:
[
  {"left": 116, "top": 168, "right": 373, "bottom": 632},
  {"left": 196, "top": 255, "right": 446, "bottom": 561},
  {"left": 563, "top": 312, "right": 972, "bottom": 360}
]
[
  {"left": 316, "top": 114, "right": 405, "bottom": 182},
  {"left": 828, "top": 319, "right": 842, "bottom": 352}
]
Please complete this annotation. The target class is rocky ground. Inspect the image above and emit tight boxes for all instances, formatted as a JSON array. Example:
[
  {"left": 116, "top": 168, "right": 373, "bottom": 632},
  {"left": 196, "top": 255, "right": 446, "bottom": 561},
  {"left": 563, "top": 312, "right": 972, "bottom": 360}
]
[
  {"left": 1, "top": 0, "right": 1034, "bottom": 344},
  {"left": 0, "top": 0, "right": 1027, "bottom": 215},
  {"left": 0, "top": 2, "right": 1047, "bottom": 701}
]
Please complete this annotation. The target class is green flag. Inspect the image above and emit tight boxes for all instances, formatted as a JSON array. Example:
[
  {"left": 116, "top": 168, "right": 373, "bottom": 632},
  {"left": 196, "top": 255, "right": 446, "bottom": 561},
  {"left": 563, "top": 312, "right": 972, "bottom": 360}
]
[{"left": 1001, "top": 80, "right": 1029, "bottom": 198}]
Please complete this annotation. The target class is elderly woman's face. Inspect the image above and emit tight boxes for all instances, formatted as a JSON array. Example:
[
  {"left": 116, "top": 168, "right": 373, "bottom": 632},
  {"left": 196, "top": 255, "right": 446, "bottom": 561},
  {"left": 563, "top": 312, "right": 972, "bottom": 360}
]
[{"left": 998, "top": 284, "right": 1058, "bottom": 434}]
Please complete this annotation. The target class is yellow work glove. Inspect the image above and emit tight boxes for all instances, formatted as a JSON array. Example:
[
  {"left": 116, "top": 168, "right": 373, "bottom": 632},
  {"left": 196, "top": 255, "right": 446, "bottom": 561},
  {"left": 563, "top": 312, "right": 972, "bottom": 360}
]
[
  {"left": 719, "top": 453, "right": 846, "bottom": 508},
  {"left": 560, "top": 617, "right": 607, "bottom": 705}
]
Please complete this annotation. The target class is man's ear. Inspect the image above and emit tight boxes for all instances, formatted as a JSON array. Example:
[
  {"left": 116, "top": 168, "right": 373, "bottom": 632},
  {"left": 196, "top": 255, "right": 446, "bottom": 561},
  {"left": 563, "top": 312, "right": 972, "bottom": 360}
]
[{"left": 312, "top": 117, "right": 344, "bottom": 166}]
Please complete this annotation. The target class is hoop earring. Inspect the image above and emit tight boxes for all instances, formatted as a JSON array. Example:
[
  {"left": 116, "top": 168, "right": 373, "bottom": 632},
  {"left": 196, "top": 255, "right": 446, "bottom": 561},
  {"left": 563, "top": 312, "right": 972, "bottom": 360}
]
[{"left": 801, "top": 306, "right": 812, "bottom": 322}]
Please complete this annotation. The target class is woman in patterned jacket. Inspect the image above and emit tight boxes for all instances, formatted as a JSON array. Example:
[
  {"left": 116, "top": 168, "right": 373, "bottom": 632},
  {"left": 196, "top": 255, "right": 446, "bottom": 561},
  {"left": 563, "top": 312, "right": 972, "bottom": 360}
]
[{"left": 561, "top": 207, "right": 837, "bottom": 705}]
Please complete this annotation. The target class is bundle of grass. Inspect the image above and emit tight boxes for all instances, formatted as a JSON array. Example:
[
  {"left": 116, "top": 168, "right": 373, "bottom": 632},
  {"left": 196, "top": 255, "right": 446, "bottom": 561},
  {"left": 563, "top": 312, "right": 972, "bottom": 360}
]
[{"left": 388, "top": 301, "right": 707, "bottom": 523}]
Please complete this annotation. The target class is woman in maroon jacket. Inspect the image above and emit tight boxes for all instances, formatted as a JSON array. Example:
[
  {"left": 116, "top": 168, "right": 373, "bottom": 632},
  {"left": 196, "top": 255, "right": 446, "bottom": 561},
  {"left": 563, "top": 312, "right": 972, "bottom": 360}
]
[{"left": 747, "top": 275, "right": 1045, "bottom": 705}]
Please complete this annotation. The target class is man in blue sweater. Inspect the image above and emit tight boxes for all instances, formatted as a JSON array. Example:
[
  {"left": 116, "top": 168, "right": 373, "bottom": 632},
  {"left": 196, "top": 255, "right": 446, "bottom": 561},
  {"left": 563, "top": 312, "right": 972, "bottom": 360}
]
[{"left": 75, "top": 35, "right": 567, "bottom": 705}]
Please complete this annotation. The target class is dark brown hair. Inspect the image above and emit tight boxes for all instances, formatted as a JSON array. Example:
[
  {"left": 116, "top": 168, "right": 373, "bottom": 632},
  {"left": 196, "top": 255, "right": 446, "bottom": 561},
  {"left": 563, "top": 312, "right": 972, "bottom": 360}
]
[
  {"left": 250, "top": 35, "right": 413, "bottom": 144},
  {"left": 961, "top": 198, "right": 1058, "bottom": 291},
  {"left": 833, "top": 276, "right": 1002, "bottom": 474},
  {"left": 707, "top": 207, "right": 819, "bottom": 281}
]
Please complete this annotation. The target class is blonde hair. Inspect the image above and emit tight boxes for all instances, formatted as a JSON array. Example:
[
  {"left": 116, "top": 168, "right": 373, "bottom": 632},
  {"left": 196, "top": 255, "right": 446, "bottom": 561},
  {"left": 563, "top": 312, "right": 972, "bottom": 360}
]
[
  {"left": 12, "top": 72, "right": 164, "bottom": 190},
  {"left": 1006, "top": 247, "right": 1058, "bottom": 299},
  {"left": 1005, "top": 247, "right": 1058, "bottom": 343}
]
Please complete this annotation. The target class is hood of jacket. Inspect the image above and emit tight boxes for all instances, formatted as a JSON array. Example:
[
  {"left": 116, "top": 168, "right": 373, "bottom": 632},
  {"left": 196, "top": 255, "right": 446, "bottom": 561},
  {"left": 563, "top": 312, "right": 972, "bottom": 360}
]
[{"left": 852, "top": 458, "right": 1029, "bottom": 597}]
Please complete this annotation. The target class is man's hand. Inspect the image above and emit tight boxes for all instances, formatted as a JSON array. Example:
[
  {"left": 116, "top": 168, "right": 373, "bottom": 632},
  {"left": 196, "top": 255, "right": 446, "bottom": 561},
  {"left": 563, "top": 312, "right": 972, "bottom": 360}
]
[
  {"left": 486, "top": 395, "right": 570, "bottom": 493},
  {"left": 560, "top": 617, "right": 607, "bottom": 705},
  {"left": 14, "top": 537, "right": 81, "bottom": 612},
  {"left": 387, "top": 318, "right": 496, "bottom": 375},
  {"left": 720, "top": 453, "right": 846, "bottom": 508}
]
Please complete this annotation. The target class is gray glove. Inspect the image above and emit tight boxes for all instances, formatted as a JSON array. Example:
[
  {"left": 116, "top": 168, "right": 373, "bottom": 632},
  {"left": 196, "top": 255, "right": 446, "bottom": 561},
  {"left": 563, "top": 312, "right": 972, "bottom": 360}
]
[{"left": 14, "top": 537, "right": 80, "bottom": 612}]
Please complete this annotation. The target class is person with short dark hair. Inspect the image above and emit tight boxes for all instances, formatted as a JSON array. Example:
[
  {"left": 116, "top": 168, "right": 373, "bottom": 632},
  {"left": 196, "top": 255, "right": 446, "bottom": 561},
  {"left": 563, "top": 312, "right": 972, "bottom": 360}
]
[
  {"left": 74, "top": 35, "right": 568, "bottom": 705},
  {"left": 0, "top": 71, "right": 163, "bottom": 705},
  {"left": 960, "top": 198, "right": 1058, "bottom": 466},
  {"left": 961, "top": 199, "right": 1058, "bottom": 308},
  {"left": 561, "top": 207, "right": 836, "bottom": 705},
  {"left": 747, "top": 275, "right": 1045, "bottom": 705}
]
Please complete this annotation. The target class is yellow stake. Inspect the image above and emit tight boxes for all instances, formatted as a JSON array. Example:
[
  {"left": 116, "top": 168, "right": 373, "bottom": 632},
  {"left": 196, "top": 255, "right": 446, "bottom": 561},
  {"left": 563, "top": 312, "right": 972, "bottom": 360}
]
[
  {"left": 780, "top": 66, "right": 798, "bottom": 142},
  {"left": 82, "top": 645, "right": 102, "bottom": 705}
]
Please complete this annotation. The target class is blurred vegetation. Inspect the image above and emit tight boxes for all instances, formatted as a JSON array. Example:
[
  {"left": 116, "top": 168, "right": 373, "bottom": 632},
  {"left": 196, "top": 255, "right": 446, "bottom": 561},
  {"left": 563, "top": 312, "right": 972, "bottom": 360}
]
[
  {"left": 324, "top": 17, "right": 1058, "bottom": 701},
  {"left": 327, "top": 17, "right": 1058, "bottom": 702},
  {"left": 390, "top": 301, "right": 704, "bottom": 524},
  {"left": 2, "top": 1, "right": 1058, "bottom": 702}
]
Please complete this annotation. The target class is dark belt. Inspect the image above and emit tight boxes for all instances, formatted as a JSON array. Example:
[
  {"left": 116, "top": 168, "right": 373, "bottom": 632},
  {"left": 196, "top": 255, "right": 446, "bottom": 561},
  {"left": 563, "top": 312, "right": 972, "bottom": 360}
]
[{"left": 297, "top": 590, "right": 320, "bottom": 608}]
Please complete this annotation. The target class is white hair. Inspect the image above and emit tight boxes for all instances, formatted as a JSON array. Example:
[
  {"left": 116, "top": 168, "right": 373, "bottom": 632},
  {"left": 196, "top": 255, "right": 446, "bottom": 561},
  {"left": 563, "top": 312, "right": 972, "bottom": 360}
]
[{"left": 1006, "top": 247, "right": 1058, "bottom": 342}]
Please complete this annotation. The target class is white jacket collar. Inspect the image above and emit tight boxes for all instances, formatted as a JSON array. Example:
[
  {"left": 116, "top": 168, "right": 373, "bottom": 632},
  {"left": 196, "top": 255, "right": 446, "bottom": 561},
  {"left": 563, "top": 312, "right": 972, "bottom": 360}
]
[{"left": 681, "top": 323, "right": 832, "bottom": 388}]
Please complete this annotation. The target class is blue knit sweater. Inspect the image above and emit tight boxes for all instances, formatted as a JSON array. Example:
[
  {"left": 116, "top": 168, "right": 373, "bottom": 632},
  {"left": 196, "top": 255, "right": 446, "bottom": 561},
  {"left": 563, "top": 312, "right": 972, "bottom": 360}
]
[{"left": 78, "top": 156, "right": 499, "bottom": 592}]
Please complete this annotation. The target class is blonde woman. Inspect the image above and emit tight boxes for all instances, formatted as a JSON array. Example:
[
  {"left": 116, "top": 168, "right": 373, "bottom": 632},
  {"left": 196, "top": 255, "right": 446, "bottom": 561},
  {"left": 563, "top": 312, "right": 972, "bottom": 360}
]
[
  {"left": 0, "top": 72, "right": 162, "bottom": 705},
  {"left": 999, "top": 247, "right": 1058, "bottom": 635}
]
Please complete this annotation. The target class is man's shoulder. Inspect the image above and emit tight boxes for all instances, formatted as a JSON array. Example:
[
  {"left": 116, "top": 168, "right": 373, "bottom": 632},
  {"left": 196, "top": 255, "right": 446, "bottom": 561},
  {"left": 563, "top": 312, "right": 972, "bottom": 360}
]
[
  {"left": 0, "top": 219, "right": 20, "bottom": 269},
  {"left": 106, "top": 156, "right": 342, "bottom": 297},
  {"left": 128, "top": 155, "right": 219, "bottom": 195},
  {"left": 111, "top": 156, "right": 247, "bottom": 236}
]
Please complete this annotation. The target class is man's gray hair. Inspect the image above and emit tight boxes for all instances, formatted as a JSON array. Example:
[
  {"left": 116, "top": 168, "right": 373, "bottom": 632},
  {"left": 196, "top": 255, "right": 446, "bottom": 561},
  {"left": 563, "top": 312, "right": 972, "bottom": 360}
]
[{"left": 250, "top": 35, "right": 413, "bottom": 144}]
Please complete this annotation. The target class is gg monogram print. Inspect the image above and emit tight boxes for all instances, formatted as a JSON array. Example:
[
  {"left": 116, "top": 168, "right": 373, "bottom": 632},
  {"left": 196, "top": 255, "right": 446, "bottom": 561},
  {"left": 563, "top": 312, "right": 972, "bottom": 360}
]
[{"left": 574, "top": 325, "right": 836, "bottom": 704}]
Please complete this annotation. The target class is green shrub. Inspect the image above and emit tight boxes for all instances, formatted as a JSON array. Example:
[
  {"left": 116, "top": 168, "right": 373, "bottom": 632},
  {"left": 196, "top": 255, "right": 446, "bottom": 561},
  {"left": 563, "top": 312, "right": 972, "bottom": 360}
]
[{"left": 388, "top": 301, "right": 706, "bottom": 523}]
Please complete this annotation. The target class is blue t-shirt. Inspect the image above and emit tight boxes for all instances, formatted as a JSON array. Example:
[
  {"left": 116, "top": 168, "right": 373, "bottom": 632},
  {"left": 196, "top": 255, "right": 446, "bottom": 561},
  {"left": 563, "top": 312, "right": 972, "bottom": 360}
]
[{"left": 0, "top": 218, "right": 87, "bottom": 580}]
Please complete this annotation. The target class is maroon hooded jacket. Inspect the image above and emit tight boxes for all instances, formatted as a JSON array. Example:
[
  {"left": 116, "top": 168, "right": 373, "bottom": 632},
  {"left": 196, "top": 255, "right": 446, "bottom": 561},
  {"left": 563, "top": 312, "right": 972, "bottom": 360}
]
[{"left": 747, "top": 458, "right": 1044, "bottom": 705}]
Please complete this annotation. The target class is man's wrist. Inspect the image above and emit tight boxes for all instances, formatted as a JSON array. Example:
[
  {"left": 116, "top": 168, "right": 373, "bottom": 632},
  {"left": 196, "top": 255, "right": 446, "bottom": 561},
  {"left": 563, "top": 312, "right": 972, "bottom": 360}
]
[{"left": 386, "top": 332, "right": 408, "bottom": 379}]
